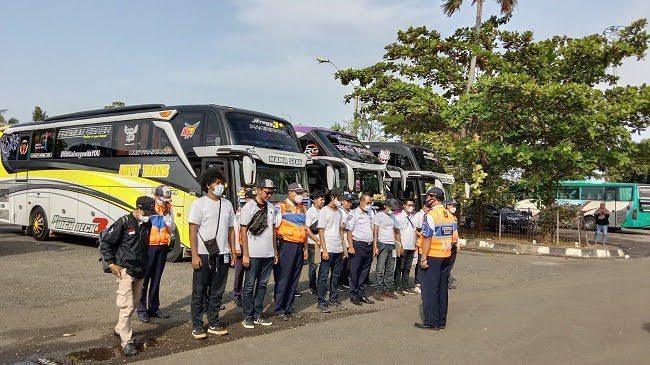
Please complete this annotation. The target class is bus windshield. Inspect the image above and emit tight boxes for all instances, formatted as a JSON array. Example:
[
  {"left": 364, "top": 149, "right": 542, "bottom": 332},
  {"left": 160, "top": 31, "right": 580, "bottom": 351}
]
[
  {"left": 319, "top": 130, "right": 379, "bottom": 164},
  {"left": 226, "top": 113, "right": 301, "bottom": 153},
  {"left": 354, "top": 170, "right": 383, "bottom": 195},
  {"left": 413, "top": 148, "right": 445, "bottom": 173},
  {"left": 239, "top": 163, "right": 308, "bottom": 203}
]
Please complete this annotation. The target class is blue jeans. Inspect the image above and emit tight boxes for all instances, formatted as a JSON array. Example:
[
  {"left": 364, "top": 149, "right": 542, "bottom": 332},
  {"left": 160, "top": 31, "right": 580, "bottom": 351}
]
[
  {"left": 375, "top": 242, "right": 395, "bottom": 292},
  {"left": 242, "top": 257, "right": 273, "bottom": 321},
  {"left": 595, "top": 225, "right": 608, "bottom": 243},
  {"left": 318, "top": 252, "right": 343, "bottom": 304}
]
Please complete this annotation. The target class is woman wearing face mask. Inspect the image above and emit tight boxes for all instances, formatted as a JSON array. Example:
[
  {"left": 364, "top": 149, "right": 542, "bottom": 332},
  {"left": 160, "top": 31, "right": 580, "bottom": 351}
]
[{"left": 443, "top": 199, "right": 460, "bottom": 290}]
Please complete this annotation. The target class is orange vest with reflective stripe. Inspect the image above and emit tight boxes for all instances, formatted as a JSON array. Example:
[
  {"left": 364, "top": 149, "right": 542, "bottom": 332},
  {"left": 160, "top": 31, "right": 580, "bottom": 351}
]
[
  {"left": 276, "top": 200, "right": 307, "bottom": 244},
  {"left": 417, "top": 206, "right": 455, "bottom": 258},
  {"left": 149, "top": 202, "right": 171, "bottom": 246}
]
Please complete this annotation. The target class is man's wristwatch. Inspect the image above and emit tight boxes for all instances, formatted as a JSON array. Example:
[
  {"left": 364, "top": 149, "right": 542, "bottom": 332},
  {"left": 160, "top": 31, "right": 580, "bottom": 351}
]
[{"left": 420, "top": 258, "right": 427, "bottom": 263}]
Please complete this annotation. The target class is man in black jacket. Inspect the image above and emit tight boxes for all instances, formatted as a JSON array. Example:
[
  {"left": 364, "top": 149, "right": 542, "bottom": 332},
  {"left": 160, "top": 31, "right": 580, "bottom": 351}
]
[{"left": 99, "top": 196, "right": 155, "bottom": 356}]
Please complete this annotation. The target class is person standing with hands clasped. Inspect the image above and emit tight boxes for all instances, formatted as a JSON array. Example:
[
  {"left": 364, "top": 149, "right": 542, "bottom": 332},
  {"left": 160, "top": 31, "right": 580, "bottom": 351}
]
[
  {"left": 415, "top": 187, "right": 456, "bottom": 331},
  {"left": 188, "top": 169, "right": 236, "bottom": 339},
  {"left": 99, "top": 196, "right": 155, "bottom": 357},
  {"left": 346, "top": 192, "right": 376, "bottom": 306},
  {"left": 316, "top": 188, "right": 348, "bottom": 313},
  {"left": 240, "top": 179, "right": 279, "bottom": 329},
  {"left": 373, "top": 199, "right": 402, "bottom": 301},
  {"left": 305, "top": 189, "right": 327, "bottom": 295},
  {"left": 593, "top": 202, "right": 610, "bottom": 245},
  {"left": 395, "top": 197, "right": 417, "bottom": 295}
]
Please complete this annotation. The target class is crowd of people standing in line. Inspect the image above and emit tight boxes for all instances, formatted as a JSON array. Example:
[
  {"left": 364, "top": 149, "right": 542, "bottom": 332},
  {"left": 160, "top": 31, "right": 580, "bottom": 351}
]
[{"left": 99, "top": 167, "right": 460, "bottom": 356}]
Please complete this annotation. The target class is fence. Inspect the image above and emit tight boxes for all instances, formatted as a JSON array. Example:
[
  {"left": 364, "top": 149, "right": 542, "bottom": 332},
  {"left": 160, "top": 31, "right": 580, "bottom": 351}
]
[{"left": 459, "top": 209, "right": 595, "bottom": 246}]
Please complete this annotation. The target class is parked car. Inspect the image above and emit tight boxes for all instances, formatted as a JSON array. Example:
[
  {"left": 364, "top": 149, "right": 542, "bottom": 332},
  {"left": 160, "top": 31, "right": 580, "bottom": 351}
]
[{"left": 464, "top": 204, "right": 532, "bottom": 233}]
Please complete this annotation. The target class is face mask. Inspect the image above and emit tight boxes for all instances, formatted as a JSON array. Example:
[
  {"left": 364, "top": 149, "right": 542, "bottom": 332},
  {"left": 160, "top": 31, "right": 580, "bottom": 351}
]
[
  {"left": 293, "top": 194, "right": 303, "bottom": 205},
  {"left": 449, "top": 207, "right": 457, "bottom": 214},
  {"left": 212, "top": 184, "right": 224, "bottom": 197},
  {"left": 139, "top": 214, "right": 150, "bottom": 223},
  {"left": 387, "top": 209, "right": 393, "bottom": 215},
  {"left": 363, "top": 205, "right": 372, "bottom": 212},
  {"left": 405, "top": 206, "right": 414, "bottom": 213},
  {"left": 334, "top": 199, "right": 342, "bottom": 207}
]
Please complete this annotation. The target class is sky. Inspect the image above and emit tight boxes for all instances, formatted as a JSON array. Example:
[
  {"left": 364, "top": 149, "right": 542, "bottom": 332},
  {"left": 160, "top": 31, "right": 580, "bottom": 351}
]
[{"left": 1, "top": 0, "right": 648, "bottom": 141}]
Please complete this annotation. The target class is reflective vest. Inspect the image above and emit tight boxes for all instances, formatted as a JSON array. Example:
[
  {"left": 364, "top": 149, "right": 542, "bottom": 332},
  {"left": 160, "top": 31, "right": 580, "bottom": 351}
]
[
  {"left": 149, "top": 202, "right": 172, "bottom": 246},
  {"left": 417, "top": 206, "right": 456, "bottom": 258},
  {"left": 276, "top": 200, "right": 307, "bottom": 244}
]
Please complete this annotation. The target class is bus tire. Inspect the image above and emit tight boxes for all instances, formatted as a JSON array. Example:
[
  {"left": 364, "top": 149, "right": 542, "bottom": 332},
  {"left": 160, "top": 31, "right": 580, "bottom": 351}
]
[
  {"left": 30, "top": 207, "right": 50, "bottom": 241},
  {"left": 167, "top": 243, "right": 185, "bottom": 262},
  {"left": 583, "top": 216, "right": 596, "bottom": 231}
]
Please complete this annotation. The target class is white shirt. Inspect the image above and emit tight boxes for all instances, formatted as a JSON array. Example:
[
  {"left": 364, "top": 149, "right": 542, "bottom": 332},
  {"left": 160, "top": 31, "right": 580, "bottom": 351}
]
[
  {"left": 346, "top": 207, "right": 374, "bottom": 243},
  {"left": 188, "top": 196, "right": 235, "bottom": 255},
  {"left": 317, "top": 206, "right": 344, "bottom": 253},
  {"left": 340, "top": 208, "right": 350, "bottom": 248},
  {"left": 234, "top": 212, "right": 241, "bottom": 252},
  {"left": 373, "top": 211, "right": 398, "bottom": 245},
  {"left": 240, "top": 199, "right": 276, "bottom": 258},
  {"left": 396, "top": 211, "right": 417, "bottom": 250},
  {"left": 306, "top": 205, "right": 320, "bottom": 245},
  {"left": 413, "top": 209, "right": 427, "bottom": 230}
]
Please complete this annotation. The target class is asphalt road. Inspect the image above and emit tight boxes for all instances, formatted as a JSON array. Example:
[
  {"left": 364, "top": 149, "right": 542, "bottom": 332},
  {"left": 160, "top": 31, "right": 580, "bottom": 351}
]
[{"left": 0, "top": 224, "right": 648, "bottom": 364}]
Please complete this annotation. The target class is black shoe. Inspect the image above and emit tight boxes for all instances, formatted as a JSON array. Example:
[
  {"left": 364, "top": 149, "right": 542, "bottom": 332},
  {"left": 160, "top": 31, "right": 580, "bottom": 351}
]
[
  {"left": 414, "top": 322, "right": 439, "bottom": 330},
  {"left": 151, "top": 310, "right": 170, "bottom": 319},
  {"left": 350, "top": 297, "right": 363, "bottom": 306},
  {"left": 123, "top": 341, "right": 137, "bottom": 356},
  {"left": 337, "top": 285, "right": 346, "bottom": 292},
  {"left": 294, "top": 291, "right": 302, "bottom": 297},
  {"left": 277, "top": 314, "right": 289, "bottom": 321},
  {"left": 439, "top": 324, "right": 446, "bottom": 329},
  {"left": 207, "top": 324, "right": 229, "bottom": 336},
  {"left": 192, "top": 328, "right": 207, "bottom": 339},
  {"left": 317, "top": 303, "right": 332, "bottom": 313},
  {"left": 360, "top": 296, "right": 375, "bottom": 304},
  {"left": 287, "top": 312, "right": 304, "bottom": 319},
  {"left": 113, "top": 329, "right": 120, "bottom": 337},
  {"left": 137, "top": 312, "right": 150, "bottom": 323}
]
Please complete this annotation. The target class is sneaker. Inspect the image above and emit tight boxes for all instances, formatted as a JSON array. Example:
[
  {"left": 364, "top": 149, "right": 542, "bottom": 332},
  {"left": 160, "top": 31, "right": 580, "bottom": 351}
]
[
  {"left": 414, "top": 285, "right": 422, "bottom": 294},
  {"left": 277, "top": 314, "right": 289, "bottom": 321},
  {"left": 151, "top": 309, "right": 170, "bottom": 319},
  {"left": 254, "top": 317, "right": 273, "bottom": 326},
  {"left": 337, "top": 285, "right": 346, "bottom": 292},
  {"left": 373, "top": 291, "right": 384, "bottom": 301},
  {"left": 137, "top": 312, "right": 150, "bottom": 323},
  {"left": 192, "top": 328, "right": 207, "bottom": 339},
  {"left": 341, "top": 283, "right": 350, "bottom": 289},
  {"left": 395, "top": 288, "right": 405, "bottom": 296},
  {"left": 317, "top": 303, "right": 332, "bottom": 313},
  {"left": 294, "top": 291, "right": 302, "bottom": 297},
  {"left": 384, "top": 291, "right": 398, "bottom": 299},
  {"left": 287, "top": 312, "right": 304, "bottom": 319},
  {"left": 207, "top": 325, "right": 229, "bottom": 336},
  {"left": 242, "top": 318, "right": 255, "bottom": 329},
  {"left": 403, "top": 288, "right": 417, "bottom": 295},
  {"left": 330, "top": 301, "right": 347, "bottom": 311},
  {"left": 122, "top": 341, "right": 137, "bottom": 356}
]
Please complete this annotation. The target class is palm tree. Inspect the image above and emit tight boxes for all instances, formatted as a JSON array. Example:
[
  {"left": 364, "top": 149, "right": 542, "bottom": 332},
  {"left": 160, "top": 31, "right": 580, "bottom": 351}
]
[{"left": 442, "top": 0, "right": 518, "bottom": 92}]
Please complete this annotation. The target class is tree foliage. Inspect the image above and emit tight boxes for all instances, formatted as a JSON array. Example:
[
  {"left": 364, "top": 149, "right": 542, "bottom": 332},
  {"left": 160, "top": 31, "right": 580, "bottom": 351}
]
[
  {"left": 104, "top": 101, "right": 125, "bottom": 109},
  {"left": 32, "top": 106, "right": 48, "bottom": 121}
]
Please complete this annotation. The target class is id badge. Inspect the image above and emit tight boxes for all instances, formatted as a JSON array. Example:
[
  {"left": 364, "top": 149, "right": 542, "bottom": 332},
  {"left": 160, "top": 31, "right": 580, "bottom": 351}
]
[
  {"left": 391, "top": 249, "right": 397, "bottom": 258},
  {"left": 223, "top": 254, "right": 230, "bottom": 264}
]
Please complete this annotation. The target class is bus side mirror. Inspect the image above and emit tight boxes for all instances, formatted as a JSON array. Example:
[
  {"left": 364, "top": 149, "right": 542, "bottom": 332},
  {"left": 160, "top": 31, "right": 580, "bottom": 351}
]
[
  {"left": 326, "top": 166, "right": 335, "bottom": 190},
  {"left": 401, "top": 172, "right": 407, "bottom": 193},
  {"left": 242, "top": 156, "right": 257, "bottom": 186}
]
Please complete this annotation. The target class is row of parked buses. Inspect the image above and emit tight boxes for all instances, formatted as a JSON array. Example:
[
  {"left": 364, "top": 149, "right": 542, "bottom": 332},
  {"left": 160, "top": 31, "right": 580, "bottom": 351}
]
[{"left": 0, "top": 104, "right": 455, "bottom": 261}]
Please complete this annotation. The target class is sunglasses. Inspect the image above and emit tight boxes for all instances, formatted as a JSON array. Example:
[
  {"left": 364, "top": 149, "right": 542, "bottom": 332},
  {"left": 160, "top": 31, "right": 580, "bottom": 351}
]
[{"left": 262, "top": 189, "right": 275, "bottom": 195}]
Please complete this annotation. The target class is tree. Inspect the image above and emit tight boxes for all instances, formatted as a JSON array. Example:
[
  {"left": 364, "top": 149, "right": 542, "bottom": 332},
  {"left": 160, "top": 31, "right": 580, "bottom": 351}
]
[
  {"left": 32, "top": 106, "right": 48, "bottom": 121},
  {"left": 338, "top": 18, "right": 649, "bottom": 219},
  {"left": 607, "top": 139, "right": 650, "bottom": 183},
  {"left": 0, "top": 109, "right": 20, "bottom": 125},
  {"left": 331, "top": 115, "right": 387, "bottom": 142},
  {"left": 105, "top": 101, "right": 125, "bottom": 109},
  {"left": 442, "top": 0, "right": 518, "bottom": 92}
]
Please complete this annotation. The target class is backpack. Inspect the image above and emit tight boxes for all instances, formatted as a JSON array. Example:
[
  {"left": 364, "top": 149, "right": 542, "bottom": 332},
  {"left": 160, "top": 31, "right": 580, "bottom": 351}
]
[
  {"left": 248, "top": 205, "right": 269, "bottom": 236},
  {"left": 98, "top": 216, "right": 128, "bottom": 273}
]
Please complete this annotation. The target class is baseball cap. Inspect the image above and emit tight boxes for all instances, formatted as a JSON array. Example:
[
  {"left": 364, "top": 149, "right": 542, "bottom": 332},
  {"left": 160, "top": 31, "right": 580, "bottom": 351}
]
[
  {"left": 330, "top": 187, "right": 344, "bottom": 198},
  {"left": 384, "top": 198, "right": 401, "bottom": 210},
  {"left": 342, "top": 192, "right": 356, "bottom": 201},
  {"left": 257, "top": 179, "right": 276, "bottom": 190},
  {"left": 444, "top": 199, "right": 458, "bottom": 206},
  {"left": 423, "top": 187, "right": 445, "bottom": 200},
  {"left": 288, "top": 182, "right": 305, "bottom": 193},
  {"left": 244, "top": 189, "right": 256, "bottom": 199},
  {"left": 136, "top": 196, "right": 157, "bottom": 216},
  {"left": 154, "top": 185, "right": 172, "bottom": 202}
]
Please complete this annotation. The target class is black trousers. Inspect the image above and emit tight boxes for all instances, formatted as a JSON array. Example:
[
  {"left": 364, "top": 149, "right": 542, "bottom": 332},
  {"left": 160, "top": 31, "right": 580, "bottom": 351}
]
[
  {"left": 420, "top": 256, "right": 451, "bottom": 327},
  {"left": 191, "top": 254, "right": 229, "bottom": 329},
  {"left": 394, "top": 249, "right": 416, "bottom": 290},
  {"left": 349, "top": 241, "right": 373, "bottom": 299}
]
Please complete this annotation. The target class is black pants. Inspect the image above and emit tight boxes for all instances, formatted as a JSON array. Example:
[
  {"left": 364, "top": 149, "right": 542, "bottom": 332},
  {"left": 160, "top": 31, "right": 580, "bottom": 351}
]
[
  {"left": 318, "top": 252, "right": 343, "bottom": 304},
  {"left": 307, "top": 244, "right": 318, "bottom": 291},
  {"left": 420, "top": 256, "right": 451, "bottom": 327},
  {"left": 349, "top": 241, "right": 373, "bottom": 299},
  {"left": 191, "top": 254, "right": 229, "bottom": 329},
  {"left": 274, "top": 242, "right": 305, "bottom": 315},
  {"left": 338, "top": 255, "right": 350, "bottom": 286},
  {"left": 242, "top": 257, "right": 274, "bottom": 321},
  {"left": 137, "top": 245, "right": 168, "bottom": 315},
  {"left": 394, "top": 249, "right": 416, "bottom": 290},
  {"left": 444, "top": 247, "right": 458, "bottom": 284}
]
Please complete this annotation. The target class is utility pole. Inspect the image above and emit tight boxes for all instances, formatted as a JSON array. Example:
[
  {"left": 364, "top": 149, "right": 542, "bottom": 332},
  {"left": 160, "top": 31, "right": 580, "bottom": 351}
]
[{"left": 466, "top": 0, "right": 484, "bottom": 93}]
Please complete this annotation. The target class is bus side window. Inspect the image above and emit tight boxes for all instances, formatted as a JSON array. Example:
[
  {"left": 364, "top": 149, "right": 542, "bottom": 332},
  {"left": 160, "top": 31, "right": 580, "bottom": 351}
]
[
  {"left": 618, "top": 187, "right": 633, "bottom": 201},
  {"left": 205, "top": 112, "right": 222, "bottom": 147}
]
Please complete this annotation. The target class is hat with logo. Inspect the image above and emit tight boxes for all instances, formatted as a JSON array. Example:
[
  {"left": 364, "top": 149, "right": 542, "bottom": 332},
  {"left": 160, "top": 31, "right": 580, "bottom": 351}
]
[
  {"left": 136, "top": 196, "right": 157, "bottom": 216},
  {"left": 257, "top": 179, "right": 276, "bottom": 190},
  {"left": 154, "top": 185, "right": 172, "bottom": 202},
  {"left": 288, "top": 182, "right": 305, "bottom": 193},
  {"left": 423, "top": 187, "right": 445, "bottom": 200}
]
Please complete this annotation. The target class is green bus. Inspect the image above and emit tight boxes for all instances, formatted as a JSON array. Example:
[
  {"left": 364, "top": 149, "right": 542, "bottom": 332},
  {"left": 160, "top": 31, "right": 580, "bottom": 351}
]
[{"left": 516, "top": 181, "right": 650, "bottom": 230}]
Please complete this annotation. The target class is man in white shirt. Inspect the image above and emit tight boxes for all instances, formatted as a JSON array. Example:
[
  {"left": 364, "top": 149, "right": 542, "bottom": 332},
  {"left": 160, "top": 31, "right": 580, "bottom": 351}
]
[
  {"left": 336, "top": 193, "right": 355, "bottom": 291},
  {"left": 413, "top": 201, "right": 431, "bottom": 293},
  {"left": 233, "top": 189, "right": 255, "bottom": 307},
  {"left": 346, "top": 192, "right": 376, "bottom": 306},
  {"left": 239, "top": 179, "right": 279, "bottom": 329},
  {"left": 372, "top": 199, "right": 402, "bottom": 301},
  {"left": 188, "top": 168, "right": 236, "bottom": 339},
  {"left": 395, "top": 197, "right": 417, "bottom": 295},
  {"left": 316, "top": 188, "right": 348, "bottom": 313},
  {"left": 305, "top": 189, "right": 326, "bottom": 295}
]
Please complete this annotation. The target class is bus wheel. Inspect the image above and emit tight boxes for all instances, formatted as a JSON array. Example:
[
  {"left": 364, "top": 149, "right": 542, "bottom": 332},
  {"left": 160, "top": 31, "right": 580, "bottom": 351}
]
[
  {"left": 30, "top": 207, "right": 50, "bottom": 241},
  {"left": 583, "top": 216, "right": 596, "bottom": 232},
  {"left": 167, "top": 243, "right": 185, "bottom": 262}
]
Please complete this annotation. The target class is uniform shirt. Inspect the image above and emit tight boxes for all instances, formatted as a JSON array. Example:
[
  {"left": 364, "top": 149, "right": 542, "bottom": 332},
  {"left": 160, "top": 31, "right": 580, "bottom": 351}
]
[
  {"left": 413, "top": 209, "right": 426, "bottom": 231},
  {"left": 346, "top": 207, "right": 375, "bottom": 243},
  {"left": 317, "top": 206, "right": 344, "bottom": 253},
  {"left": 188, "top": 196, "right": 235, "bottom": 255},
  {"left": 239, "top": 199, "right": 276, "bottom": 258},
  {"left": 373, "top": 211, "right": 398, "bottom": 245},
  {"left": 339, "top": 208, "right": 350, "bottom": 248},
  {"left": 396, "top": 211, "right": 417, "bottom": 250},
  {"left": 306, "top": 205, "right": 320, "bottom": 245},
  {"left": 421, "top": 205, "right": 456, "bottom": 258}
]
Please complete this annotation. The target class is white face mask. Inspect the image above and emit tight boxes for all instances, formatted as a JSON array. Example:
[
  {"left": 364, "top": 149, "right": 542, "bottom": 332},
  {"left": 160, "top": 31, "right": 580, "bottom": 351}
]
[
  {"left": 363, "top": 205, "right": 372, "bottom": 212},
  {"left": 139, "top": 214, "right": 150, "bottom": 223},
  {"left": 293, "top": 194, "right": 304, "bottom": 205},
  {"left": 405, "top": 206, "right": 414, "bottom": 213},
  {"left": 449, "top": 207, "right": 457, "bottom": 214},
  {"left": 212, "top": 184, "right": 225, "bottom": 197},
  {"left": 334, "top": 199, "right": 342, "bottom": 207}
]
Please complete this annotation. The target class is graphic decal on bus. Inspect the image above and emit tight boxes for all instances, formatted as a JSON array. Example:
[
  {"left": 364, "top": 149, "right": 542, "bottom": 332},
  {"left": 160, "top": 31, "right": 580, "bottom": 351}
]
[
  {"left": 0, "top": 133, "right": 20, "bottom": 158},
  {"left": 304, "top": 143, "right": 319, "bottom": 156},
  {"left": 18, "top": 138, "right": 29, "bottom": 160},
  {"left": 118, "top": 164, "right": 171, "bottom": 178},
  {"left": 181, "top": 122, "right": 200, "bottom": 139},
  {"left": 52, "top": 215, "right": 109, "bottom": 234},
  {"left": 124, "top": 124, "right": 139, "bottom": 143},
  {"left": 31, "top": 130, "right": 54, "bottom": 159}
]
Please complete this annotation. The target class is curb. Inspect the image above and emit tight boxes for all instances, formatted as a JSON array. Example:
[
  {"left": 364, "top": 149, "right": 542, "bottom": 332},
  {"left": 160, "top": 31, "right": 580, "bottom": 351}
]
[{"left": 458, "top": 238, "right": 625, "bottom": 259}]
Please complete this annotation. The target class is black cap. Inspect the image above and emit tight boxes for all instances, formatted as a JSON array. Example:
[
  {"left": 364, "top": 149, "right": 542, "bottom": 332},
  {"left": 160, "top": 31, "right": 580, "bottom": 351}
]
[
  {"left": 423, "top": 187, "right": 445, "bottom": 200},
  {"left": 136, "top": 196, "right": 157, "bottom": 216},
  {"left": 244, "top": 189, "right": 256, "bottom": 199},
  {"left": 154, "top": 185, "right": 172, "bottom": 202},
  {"left": 342, "top": 192, "right": 356, "bottom": 201},
  {"left": 443, "top": 199, "right": 458, "bottom": 206},
  {"left": 384, "top": 198, "right": 401, "bottom": 210},
  {"left": 257, "top": 179, "right": 276, "bottom": 189},
  {"left": 330, "top": 187, "right": 345, "bottom": 198}
]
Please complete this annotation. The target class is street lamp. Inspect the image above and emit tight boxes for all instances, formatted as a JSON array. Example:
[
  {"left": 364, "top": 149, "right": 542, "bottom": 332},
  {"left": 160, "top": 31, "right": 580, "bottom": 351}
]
[{"left": 316, "top": 56, "right": 360, "bottom": 131}]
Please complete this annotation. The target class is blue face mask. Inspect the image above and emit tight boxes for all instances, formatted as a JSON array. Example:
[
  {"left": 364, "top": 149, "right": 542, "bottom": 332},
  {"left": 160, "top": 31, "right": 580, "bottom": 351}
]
[{"left": 212, "top": 184, "right": 225, "bottom": 197}]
